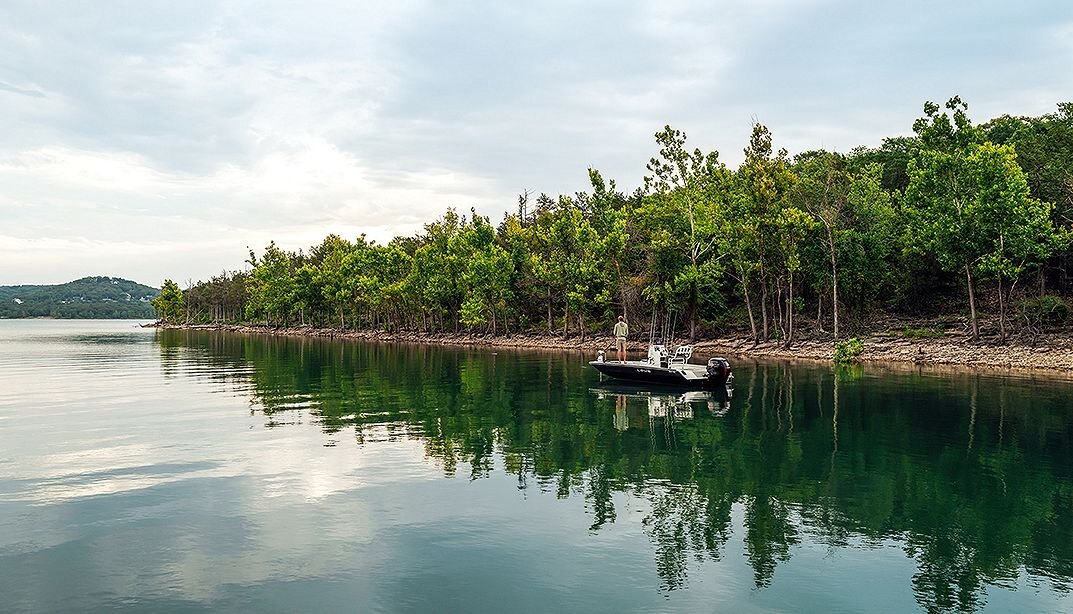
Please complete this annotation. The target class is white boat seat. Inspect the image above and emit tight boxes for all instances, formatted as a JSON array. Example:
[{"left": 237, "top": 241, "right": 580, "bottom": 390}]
[{"left": 669, "top": 344, "right": 694, "bottom": 364}]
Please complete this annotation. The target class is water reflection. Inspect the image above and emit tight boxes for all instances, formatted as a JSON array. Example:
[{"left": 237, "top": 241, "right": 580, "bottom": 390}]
[
  {"left": 157, "top": 329, "right": 1073, "bottom": 611},
  {"left": 590, "top": 383, "right": 733, "bottom": 424}
]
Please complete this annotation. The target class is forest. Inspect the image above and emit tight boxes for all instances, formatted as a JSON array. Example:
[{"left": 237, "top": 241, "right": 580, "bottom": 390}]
[
  {"left": 1, "top": 276, "right": 157, "bottom": 319},
  {"left": 154, "top": 98, "right": 1073, "bottom": 344}
]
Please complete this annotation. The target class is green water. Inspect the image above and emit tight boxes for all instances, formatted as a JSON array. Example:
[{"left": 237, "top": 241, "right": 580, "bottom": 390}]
[{"left": 1, "top": 320, "right": 1072, "bottom": 612}]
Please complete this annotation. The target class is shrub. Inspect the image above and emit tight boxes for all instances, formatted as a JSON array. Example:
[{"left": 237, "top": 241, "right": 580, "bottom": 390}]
[
  {"left": 1020, "top": 295, "right": 1069, "bottom": 325},
  {"left": 833, "top": 337, "right": 864, "bottom": 364},
  {"left": 902, "top": 327, "right": 944, "bottom": 339}
]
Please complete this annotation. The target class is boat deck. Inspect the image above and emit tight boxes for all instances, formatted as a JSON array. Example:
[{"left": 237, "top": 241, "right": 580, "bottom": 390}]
[{"left": 589, "top": 359, "right": 709, "bottom": 384}]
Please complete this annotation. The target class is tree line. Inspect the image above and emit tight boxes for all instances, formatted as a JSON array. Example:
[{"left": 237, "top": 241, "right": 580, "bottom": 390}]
[
  {"left": 154, "top": 98, "right": 1073, "bottom": 344},
  {"left": 2, "top": 276, "right": 157, "bottom": 319}
]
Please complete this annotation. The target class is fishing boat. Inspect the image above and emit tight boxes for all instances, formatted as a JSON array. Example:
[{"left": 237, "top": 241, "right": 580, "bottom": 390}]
[{"left": 589, "top": 343, "right": 733, "bottom": 388}]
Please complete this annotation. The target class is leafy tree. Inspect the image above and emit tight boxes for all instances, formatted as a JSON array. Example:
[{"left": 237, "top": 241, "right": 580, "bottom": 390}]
[
  {"left": 583, "top": 169, "right": 635, "bottom": 322},
  {"left": 641, "top": 125, "right": 730, "bottom": 340},
  {"left": 409, "top": 210, "right": 467, "bottom": 331},
  {"left": 794, "top": 153, "right": 896, "bottom": 336},
  {"left": 184, "top": 271, "right": 247, "bottom": 322},
  {"left": 311, "top": 234, "right": 355, "bottom": 329},
  {"left": 458, "top": 211, "right": 514, "bottom": 332},
  {"left": 905, "top": 97, "right": 1061, "bottom": 340},
  {"left": 245, "top": 242, "right": 305, "bottom": 326},
  {"left": 152, "top": 279, "right": 185, "bottom": 323},
  {"left": 524, "top": 205, "right": 561, "bottom": 333},
  {"left": 983, "top": 104, "right": 1073, "bottom": 296},
  {"left": 982, "top": 103, "right": 1073, "bottom": 221},
  {"left": 849, "top": 135, "right": 918, "bottom": 193},
  {"left": 736, "top": 123, "right": 802, "bottom": 342}
]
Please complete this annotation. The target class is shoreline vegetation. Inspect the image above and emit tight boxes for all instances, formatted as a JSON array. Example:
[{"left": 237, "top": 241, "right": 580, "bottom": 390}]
[
  {"left": 151, "top": 322, "right": 1073, "bottom": 375},
  {"left": 152, "top": 99, "right": 1073, "bottom": 370}
]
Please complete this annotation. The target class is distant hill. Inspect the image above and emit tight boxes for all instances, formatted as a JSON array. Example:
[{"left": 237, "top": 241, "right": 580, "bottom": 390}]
[{"left": 0, "top": 276, "right": 159, "bottom": 319}]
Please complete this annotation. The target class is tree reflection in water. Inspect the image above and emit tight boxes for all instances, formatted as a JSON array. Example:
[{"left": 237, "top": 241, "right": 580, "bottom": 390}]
[{"left": 158, "top": 329, "right": 1073, "bottom": 611}]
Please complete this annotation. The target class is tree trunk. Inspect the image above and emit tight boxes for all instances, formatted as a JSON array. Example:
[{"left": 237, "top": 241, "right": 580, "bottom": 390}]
[
  {"left": 688, "top": 283, "right": 697, "bottom": 342},
  {"left": 786, "top": 272, "right": 794, "bottom": 347},
  {"left": 547, "top": 287, "right": 553, "bottom": 334},
  {"left": 743, "top": 280, "right": 758, "bottom": 342},
  {"left": 965, "top": 265, "right": 979, "bottom": 341},
  {"left": 775, "top": 280, "right": 786, "bottom": 341},
  {"left": 997, "top": 275, "right": 1006, "bottom": 343},
  {"left": 829, "top": 225, "right": 840, "bottom": 339},
  {"left": 761, "top": 281, "right": 769, "bottom": 340},
  {"left": 817, "top": 294, "right": 824, "bottom": 333}
]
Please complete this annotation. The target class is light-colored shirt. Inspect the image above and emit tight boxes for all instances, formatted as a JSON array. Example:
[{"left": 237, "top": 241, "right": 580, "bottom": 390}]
[{"left": 613, "top": 321, "right": 628, "bottom": 339}]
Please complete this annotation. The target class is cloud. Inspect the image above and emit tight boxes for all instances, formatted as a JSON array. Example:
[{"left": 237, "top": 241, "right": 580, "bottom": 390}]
[
  {"left": 0, "top": 138, "right": 498, "bottom": 284},
  {"left": 0, "top": 80, "right": 45, "bottom": 98},
  {"left": 1, "top": 1, "right": 1071, "bottom": 285}
]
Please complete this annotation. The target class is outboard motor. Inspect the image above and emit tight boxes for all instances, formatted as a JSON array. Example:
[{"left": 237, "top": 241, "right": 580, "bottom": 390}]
[{"left": 706, "top": 357, "right": 732, "bottom": 385}]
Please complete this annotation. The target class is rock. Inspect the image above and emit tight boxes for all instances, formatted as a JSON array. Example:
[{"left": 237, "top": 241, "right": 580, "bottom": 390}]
[{"left": 144, "top": 323, "right": 1073, "bottom": 374}]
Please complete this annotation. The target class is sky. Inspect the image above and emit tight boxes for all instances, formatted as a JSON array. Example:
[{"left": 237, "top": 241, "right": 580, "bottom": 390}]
[{"left": 1, "top": 0, "right": 1071, "bottom": 286}]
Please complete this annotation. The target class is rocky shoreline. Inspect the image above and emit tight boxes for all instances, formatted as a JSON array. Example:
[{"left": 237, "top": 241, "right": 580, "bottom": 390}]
[{"left": 150, "top": 322, "right": 1073, "bottom": 376}]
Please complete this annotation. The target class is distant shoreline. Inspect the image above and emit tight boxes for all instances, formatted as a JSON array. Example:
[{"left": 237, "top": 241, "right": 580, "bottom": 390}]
[
  {"left": 1, "top": 316, "right": 150, "bottom": 320},
  {"left": 149, "top": 322, "right": 1073, "bottom": 375}
]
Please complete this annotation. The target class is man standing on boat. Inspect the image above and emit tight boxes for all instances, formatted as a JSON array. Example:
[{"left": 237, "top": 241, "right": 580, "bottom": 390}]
[{"left": 613, "top": 316, "right": 628, "bottom": 363}]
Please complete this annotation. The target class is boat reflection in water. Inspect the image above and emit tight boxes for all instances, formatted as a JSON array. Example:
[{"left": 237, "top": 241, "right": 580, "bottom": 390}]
[{"left": 591, "top": 382, "right": 733, "bottom": 430}]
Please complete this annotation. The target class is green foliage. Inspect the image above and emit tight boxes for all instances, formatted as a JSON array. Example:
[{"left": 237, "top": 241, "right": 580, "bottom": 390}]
[
  {"left": 184, "top": 271, "right": 246, "bottom": 323},
  {"left": 245, "top": 242, "right": 303, "bottom": 325},
  {"left": 151, "top": 279, "right": 185, "bottom": 323},
  {"left": 167, "top": 98, "right": 1073, "bottom": 342},
  {"left": 901, "top": 327, "right": 944, "bottom": 339},
  {"left": 0, "top": 276, "right": 158, "bottom": 319},
  {"left": 904, "top": 97, "right": 1066, "bottom": 338},
  {"left": 716, "top": 122, "right": 807, "bottom": 342},
  {"left": 848, "top": 136, "right": 918, "bottom": 192},
  {"left": 982, "top": 104, "right": 1073, "bottom": 224},
  {"left": 832, "top": 337, "right": 864, "bottom": 364},
  {"left": 640, "top": 125, "right": 732, "bottom": 338},
  {"left": 1019, "top": 295, "right": 1069, "bottom": 324}
]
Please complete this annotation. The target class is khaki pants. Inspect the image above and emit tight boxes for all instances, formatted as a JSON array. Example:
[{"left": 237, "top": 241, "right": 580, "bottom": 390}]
[{"left": 615, "top": 338, "right": 626, "bottom": 351}]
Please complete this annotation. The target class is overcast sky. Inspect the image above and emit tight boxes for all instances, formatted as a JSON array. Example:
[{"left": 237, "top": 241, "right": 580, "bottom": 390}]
[{"left": 2, "top": 0, "right": 1071, "bottom": 286}]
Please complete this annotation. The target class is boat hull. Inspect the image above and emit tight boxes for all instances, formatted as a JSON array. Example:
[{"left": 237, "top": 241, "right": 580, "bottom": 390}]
[{"left": 589, "top": 360, "right": 729, "bottom": 388}]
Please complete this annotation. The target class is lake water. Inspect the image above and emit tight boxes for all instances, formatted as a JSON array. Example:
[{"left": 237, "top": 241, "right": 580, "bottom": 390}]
[{"left": 1, "top": 320, "right": 1072, "bottom": 612}]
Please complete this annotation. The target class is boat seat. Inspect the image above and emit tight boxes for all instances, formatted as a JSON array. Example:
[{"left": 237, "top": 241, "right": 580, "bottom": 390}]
[{"left": 669, "top": 344, "right": 694, "bottom": 364}]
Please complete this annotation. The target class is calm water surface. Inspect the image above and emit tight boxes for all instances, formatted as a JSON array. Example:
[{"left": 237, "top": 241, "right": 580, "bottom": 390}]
[{"left": 2, "top": 320, "right": 1073, "bottom": 612}]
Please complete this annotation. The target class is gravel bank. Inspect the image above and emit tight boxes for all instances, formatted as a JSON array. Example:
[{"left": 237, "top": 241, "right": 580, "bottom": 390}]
[{"left": 151, "top": 323, "right": 1073, "bottom": 375}]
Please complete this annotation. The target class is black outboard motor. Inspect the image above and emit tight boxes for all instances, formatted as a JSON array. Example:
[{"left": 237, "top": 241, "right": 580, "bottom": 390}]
[{"left": 706, "top": 357, "right": 732, "bottom": 385}]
